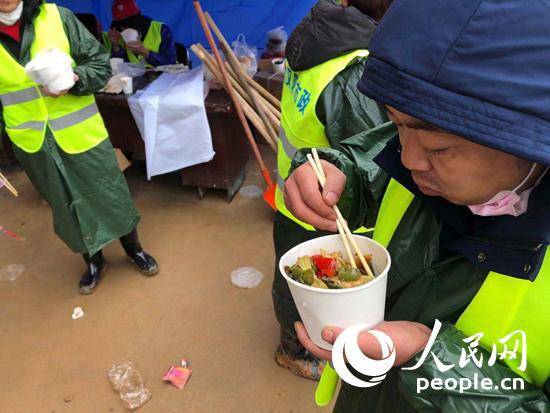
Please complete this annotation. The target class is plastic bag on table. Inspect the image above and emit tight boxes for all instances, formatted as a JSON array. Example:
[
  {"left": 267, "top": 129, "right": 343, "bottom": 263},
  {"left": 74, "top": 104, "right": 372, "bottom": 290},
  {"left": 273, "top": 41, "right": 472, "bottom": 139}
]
[
  {"left": 128, "top": 67, "right": 215, "bottom": 180},
  {"left": 232, "top": 34, "right": 258, "bottom": 77},
  {"left": 117, "top": 62, "right": 147, "bottom": 78},
  {"left": 261, "top": 26, "right": 288, "bottom": 59},
  {"left": 108, "top": 362, "right": 152, "bottom": 410}
]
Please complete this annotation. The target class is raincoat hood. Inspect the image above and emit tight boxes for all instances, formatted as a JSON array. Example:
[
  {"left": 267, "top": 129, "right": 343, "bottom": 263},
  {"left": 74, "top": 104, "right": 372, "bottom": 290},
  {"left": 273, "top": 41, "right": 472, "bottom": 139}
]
[
  {"left": 358, "top": 0, "right": 550, "bottom": 166},
  {"left": 286, "top": 0, "right": 376, "bottom": 71}
]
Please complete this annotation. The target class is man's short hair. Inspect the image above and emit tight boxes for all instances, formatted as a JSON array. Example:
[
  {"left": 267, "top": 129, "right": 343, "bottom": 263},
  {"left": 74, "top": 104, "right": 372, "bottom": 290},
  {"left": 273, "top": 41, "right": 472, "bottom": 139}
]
[{"left": 348, "top": 0, "right": 393, "bottom": 21}]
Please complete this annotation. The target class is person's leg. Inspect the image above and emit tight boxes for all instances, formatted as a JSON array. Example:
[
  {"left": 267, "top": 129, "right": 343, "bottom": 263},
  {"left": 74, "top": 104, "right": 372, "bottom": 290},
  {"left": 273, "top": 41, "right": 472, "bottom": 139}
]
[
  {"left": 79, "top": 250, "right": 107, "bottom": 295},
  {"left": 120, "top": 227, "right": 159, "bottom": 276},
  {"left": 272, "top": 212, "right": 332, "bottom": 380}
]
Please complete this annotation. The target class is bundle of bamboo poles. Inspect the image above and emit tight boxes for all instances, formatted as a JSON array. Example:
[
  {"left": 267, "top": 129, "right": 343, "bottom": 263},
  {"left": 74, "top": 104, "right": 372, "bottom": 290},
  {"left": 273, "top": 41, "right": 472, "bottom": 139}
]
[{"left": 191, "top": 13, "right": 281, "bottom": 153}]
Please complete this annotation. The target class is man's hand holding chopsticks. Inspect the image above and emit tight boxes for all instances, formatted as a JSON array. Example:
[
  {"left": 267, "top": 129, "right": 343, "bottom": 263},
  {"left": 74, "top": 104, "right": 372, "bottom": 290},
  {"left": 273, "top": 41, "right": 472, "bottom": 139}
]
[{"left": 284, "top": 160, "right": 346, "bottom": 232}]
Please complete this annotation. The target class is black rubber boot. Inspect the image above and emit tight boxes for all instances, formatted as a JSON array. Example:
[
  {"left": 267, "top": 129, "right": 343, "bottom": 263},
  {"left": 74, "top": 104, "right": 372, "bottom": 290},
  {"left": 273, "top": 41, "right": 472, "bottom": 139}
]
[
  {"left": 274, "top": 327, "right": 325, "bottom": 381},
  {"left": 120, "top": 229, "right": 159, "bottom": 276},
  {"left": 79, "top": 251, "right": 107, "bottom": 295}
]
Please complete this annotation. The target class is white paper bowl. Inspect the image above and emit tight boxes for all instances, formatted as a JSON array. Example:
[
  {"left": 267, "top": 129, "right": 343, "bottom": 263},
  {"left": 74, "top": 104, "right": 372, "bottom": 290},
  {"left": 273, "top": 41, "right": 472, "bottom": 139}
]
[
  {"left": 279, "top": 235, "right": 390, "bottom": 350},
  {"left": 271, "top": 58, "right": 285, "bottom": 74},
  {"left": 121, "top": 28, "right": 140, "bottom": 43}
]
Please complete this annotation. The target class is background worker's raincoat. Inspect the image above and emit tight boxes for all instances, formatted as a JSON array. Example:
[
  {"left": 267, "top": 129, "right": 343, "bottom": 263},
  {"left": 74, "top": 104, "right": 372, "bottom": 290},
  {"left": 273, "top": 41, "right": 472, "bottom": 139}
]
[{"left": 0, "top": 2, "right": 140, "bottom": 256}]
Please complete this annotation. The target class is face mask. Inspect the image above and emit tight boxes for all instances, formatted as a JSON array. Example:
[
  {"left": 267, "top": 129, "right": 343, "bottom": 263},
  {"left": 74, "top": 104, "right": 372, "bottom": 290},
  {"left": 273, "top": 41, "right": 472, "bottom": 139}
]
[
  {"left": 468, "top": 163, "right": 545, "bottom": 217},
  {"left": 0, "top": 1, "right": 23, "bottom": 26}
]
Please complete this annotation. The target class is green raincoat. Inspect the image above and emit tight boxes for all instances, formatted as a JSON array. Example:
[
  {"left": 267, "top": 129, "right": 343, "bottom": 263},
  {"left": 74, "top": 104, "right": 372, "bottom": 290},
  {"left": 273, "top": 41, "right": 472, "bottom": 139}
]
[
  {"left": 0, "top": 5, "right": 140, "bottom": 256},
  {"left": 291, "top": 124, "right": 550, "bottom": 412}
]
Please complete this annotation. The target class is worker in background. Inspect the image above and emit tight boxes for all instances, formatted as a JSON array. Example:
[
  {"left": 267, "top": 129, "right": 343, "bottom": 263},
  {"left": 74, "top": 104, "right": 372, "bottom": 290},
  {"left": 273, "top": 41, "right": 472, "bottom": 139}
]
[
  {"left": 0, "top": 0, "right": 159, "bottom": 294},
  {"left": 286, "top": 0, "right": 550, "bottom": 410},
  {"left": 273, "top": 0, "right": 393, "bottom": 380},
  {"left": 107, "top": 0, "right": 176, "bottom": 67}
]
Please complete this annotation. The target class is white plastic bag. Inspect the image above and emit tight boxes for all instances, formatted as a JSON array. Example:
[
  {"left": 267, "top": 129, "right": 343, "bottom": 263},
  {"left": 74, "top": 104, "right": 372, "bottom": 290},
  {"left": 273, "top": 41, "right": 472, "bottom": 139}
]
[
  {"left": 116, "top": 62, "right": 146, "bottom": 78},
  {"left": 232, "top": 34, "right": 258, "bottom": 77},
  {"left": 128, "top": 67, "right": 215, "bottom": 180},
  {"left": 262, "top": 26, "right": 288, "bottom": 58},
  {"left": 267, "top": 26, "right": 288, "bottom": 53}
]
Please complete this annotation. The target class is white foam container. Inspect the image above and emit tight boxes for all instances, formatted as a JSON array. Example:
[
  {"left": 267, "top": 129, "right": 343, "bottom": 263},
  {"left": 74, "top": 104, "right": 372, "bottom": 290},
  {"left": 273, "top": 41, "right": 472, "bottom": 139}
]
[
  {"left": 271, "top": 58, "right": 285, "bottom": 74},
  {"left": 121, "top": 76, "right": 133, "bottom": 94},
  {"left": 110, "top": 57, "right": 124, "bottom": 74},
  {"left": 25, "top": 48, "right": 75, "bottom": 93},
  {"left": 279, "top": 235, "right": 390, "bottom": 350},
  {"left": 121, "top": 28, "right": 140, "bottom": 43}
]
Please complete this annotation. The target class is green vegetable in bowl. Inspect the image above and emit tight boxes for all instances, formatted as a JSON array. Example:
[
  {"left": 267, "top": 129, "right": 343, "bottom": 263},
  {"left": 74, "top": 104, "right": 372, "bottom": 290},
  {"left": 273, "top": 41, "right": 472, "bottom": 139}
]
[
  {"left": 337, "top": 267, "right": 362, "bottom": 282},
  {"left": 285, "top": 250, "right": 376, "bottom": 290}
]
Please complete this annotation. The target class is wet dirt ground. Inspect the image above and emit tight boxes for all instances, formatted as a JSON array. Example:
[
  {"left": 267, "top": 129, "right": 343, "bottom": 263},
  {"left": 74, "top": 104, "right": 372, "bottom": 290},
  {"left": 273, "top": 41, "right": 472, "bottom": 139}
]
[{"left": 0, "top": 154, "right": 335, "bottom": 413}]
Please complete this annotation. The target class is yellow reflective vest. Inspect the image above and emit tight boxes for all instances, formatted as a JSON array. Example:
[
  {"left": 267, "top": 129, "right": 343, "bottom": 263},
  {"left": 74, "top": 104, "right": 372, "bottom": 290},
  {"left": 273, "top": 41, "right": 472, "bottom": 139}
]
[
  {"left": 126, "top": 21, "right": 163, "bottom": 67},
  {"left": 374, "top": 179, "right": 550, "bottom": 387},
  {"left": 0, "top": 4, "right": 108, "bottom": 154},
  {"left": 276, "top": 50, "right": 370, "bottom": 231}
]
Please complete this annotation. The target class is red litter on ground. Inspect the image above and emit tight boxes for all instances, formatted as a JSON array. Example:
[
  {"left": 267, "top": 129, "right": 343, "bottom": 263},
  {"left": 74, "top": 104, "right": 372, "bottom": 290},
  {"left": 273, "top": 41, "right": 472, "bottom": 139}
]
[
  {"left": 163, "top": 359, "right": 192, "bottom": 389},
  {"left": 0, "top": 226, "right": 25, "bottom": 241}
]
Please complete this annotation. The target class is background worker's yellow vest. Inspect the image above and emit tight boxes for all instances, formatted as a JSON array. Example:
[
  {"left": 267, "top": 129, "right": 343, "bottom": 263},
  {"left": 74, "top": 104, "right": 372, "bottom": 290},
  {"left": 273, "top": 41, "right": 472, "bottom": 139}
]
[
  {"left": 126, "top": 21, "right": 163, "bottom": 67},
  {"left": 276, "top": 50, "right": 369, "bottom": 230},
  {"left": 374, "top": 179, "right": 550, "bottom": 387},
  {"left": 0, "top": 4, "right": 108, "bottom": 154}
]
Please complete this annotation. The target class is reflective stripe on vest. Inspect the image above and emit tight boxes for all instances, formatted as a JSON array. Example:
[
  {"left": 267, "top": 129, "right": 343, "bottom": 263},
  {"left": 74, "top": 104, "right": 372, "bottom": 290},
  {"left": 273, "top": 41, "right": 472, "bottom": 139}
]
[
  {"left": 126, "top": 21, "right": 163, "bottom": 67},
  {"left": 0, "top": 4, "right": 108, "bottom": 154},
  {"left": 275, "top": 50, "right": 370, "bottom": 232},
  {"left": 373, "top": 179, "right": 550, "bottom": 387},
  {"left": 0, "top": 87, "right": 41, "bottom": 106}
]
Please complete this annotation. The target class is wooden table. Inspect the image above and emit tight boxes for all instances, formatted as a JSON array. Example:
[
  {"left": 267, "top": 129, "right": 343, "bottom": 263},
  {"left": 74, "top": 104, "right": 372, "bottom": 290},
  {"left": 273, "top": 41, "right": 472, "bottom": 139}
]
[{"left": 95, "top": 76, "right": 249, "bottom": 202}]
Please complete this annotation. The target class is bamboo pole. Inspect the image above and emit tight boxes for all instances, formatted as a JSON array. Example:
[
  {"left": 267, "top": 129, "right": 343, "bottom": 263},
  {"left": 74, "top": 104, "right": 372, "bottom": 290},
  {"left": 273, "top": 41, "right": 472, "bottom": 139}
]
[
  {"left": 204, "top": 12, "right": 280, "bottom": 144},
  {"left": 223, "top": 60, "right": 281, "bottom": 128},
  {"left": 191, "top": 44, "right": 277, "bottom": 151},
  {"left": 0, "top": 171, "right": 18, "bottom": 197},
  {"left": 204, "top": 13, "right": 281, "bottom": 112},
  {"left": 194, "top": 0, "right": 277, "bottom": 208}
]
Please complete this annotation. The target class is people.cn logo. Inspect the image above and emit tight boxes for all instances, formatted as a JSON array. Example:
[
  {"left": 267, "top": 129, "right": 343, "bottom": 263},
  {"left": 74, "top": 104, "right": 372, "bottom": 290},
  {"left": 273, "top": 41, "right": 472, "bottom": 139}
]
[{"left": 332, "top": 324, "right": 396, "bottom": 388}]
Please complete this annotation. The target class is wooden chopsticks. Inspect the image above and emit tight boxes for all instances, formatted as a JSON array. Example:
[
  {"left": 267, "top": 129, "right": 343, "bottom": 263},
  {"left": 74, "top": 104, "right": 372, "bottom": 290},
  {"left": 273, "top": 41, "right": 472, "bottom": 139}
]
[
  {"left": 0, "top": 171, "right": 18, "bottom": 197},
  {"left": 307, "top": 149, "right": 374, "bottom": 278}
]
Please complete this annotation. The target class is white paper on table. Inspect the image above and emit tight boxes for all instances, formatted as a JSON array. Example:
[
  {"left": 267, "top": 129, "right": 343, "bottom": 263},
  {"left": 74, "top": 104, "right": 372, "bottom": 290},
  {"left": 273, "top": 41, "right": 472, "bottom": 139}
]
[{"left": 128, "top": 66, "right": 215, "bottom": 180}]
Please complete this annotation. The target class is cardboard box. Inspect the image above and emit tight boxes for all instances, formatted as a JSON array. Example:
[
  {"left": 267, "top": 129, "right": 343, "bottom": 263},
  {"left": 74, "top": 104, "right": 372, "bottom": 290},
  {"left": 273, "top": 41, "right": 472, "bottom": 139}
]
[
  {"left": 258, "top": 58, "right": 273, "bottom": 72},
  {"left": 254, "top": 71, "right": 284, "bottom": 100},
  {"left": 114, "top": 148, "right": 132, "bottom": 171}
]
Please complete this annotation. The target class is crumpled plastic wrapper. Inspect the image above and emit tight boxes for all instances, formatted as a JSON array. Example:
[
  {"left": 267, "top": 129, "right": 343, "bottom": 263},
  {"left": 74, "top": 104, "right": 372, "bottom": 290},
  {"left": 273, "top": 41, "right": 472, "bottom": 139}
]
[
  {"left": 0, "top": 264, "right": 25, "bottom": 282},
  {"left": 101, "top": 73, "right": 131, "bottom": 94},
  {"left": 239, "top": 185, "right": 263, "bottom": 199},
  {"left": 163, "top": 359, "right": 192, "bottom": 389},
  {"left": 230, "top": 267, "right": 264, "bottom": 289},
  {"left": 153, "top": 64, "right": 189, "bottom": 74},
  {"left": 108, "top": 362, "right": 152, "bottom": 410},
  {"left": 72, "top": 307, "right": 84, "bottom": 320}
]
